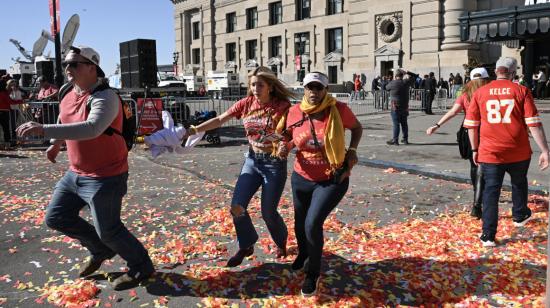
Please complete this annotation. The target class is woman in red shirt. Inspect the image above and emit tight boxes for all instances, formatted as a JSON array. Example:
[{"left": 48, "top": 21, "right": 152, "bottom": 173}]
[
  {"left": 0, "top": 79, "right": 20, "bottom": 147},
  {"left": 186, "top": 67, "right": 294, "bottom": 267},
  {"left": 282, "top": 72, "right": 362, "bottom": 296},
  {"left": 426, "top": 68, "right": 491, "bottom": 219}
]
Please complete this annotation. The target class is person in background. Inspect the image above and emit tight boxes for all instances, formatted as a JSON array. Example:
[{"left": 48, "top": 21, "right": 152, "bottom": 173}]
[
  {"left": 34, "top": 76, "right": 59, "bottom": 101},
  {"left": 386, "top": 70, "right": 410, "bottom": 145},
  {"left": 371, "top": 76, "right": 380, "bottom": 92},
  {"left": 464, "top": 57, "right": 549, "bottom": 247},
  {"left": 426, "top": 67, "right": 491, "bottom": 219},
  {"left": 352, "top": 74, "right": 362, "bottom": 102},
  {"left": 422, "top": 72, "right": 437, "bottom": 114},
  {"left": 0, "top": 79, "right": 21, "bottom": 147},
  {"left": 282, "top": 71, "right": 362, "bottom": 296},
  {"left": 452, "top": 73, "right": 464, "bottom": 98},
  {"left": 533, "top": 69, "right": 547, "bottom": 99},
  {"left": 185, "top": 66, "right": 294, "bottom": 267},
  {"left": 7, "top": 79, "right": 25, "bottom": 103}
]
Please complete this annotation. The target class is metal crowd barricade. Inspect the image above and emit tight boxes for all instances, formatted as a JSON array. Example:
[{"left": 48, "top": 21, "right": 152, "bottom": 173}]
[
  {"left": 372, "top": 90, "right": 390, "bottom": 110},
  {"left": 408, "top": 89, "right": 426, "bottom": 111},
  {"left": 14, "top": 101, "right": 60, "bottom": 145}
]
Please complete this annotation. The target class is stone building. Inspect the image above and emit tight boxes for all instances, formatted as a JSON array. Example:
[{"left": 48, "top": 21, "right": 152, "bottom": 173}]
[{"left": 171, "top": 0, "right": 528, "bottom": 86}]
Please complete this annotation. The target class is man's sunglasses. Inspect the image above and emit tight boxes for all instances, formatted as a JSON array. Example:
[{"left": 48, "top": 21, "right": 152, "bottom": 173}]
[
  {"left": 63, "top": 61, "right": 93, "bottom": 69},
  {"left": 305, "top": 83, "right": 325, "bottom": 91}
]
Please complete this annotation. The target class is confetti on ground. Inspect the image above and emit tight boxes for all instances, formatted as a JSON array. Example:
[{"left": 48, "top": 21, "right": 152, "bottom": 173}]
[{"left": 0, "top": 149, "right": 547, "bottom": 307}]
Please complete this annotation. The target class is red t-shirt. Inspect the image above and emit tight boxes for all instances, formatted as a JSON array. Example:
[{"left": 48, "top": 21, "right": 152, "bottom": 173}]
[
  {"left": 227, "top": 96, "right": 291, "bottom": 151},
  {"left": 0, "top": 91, "right": 18, "bottom": 110},
  {"left": 463, "top": 79, "right": 541, "bottom": 164},
  {"left": 454, "top": 93, "right": 470, "bottom": 113},
  {"left": 37, "top": 85, "right": 59, "bottom": 100},
  {"left": 286, "top": 102, "right": 358, "bottom": 181},
  {"left": 59, "top": 90, "right": 128, "bottom": 177}
]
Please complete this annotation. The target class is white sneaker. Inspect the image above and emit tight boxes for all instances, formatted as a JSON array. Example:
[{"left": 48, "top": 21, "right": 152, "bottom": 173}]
[
  {"left": 513, "top": 213, "right": 533, "bottom": 227},
  {"left": 480, "top": 234, "right": 496, "bottom": 247},
  {"left": 481, "top": 239, "right": 496, "bottom": 247}
]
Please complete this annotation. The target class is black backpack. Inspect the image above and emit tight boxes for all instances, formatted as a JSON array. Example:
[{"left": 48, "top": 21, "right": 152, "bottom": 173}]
[{"left": 58, "top": 82, "right": 136, "bottom": 151}]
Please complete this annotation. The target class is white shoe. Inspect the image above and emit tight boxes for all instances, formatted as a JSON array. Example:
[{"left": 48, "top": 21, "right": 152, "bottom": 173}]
[
  {"left": 513, "top": 213, "right": 533, "bottom": 227},
  {"left": 481, "top": 239, "right": 496, "bottom": 247}
]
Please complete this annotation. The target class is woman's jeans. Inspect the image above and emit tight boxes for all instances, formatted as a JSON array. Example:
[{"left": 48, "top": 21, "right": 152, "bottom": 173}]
[
  {"left": 45, "top": 171, "right": 154, "bottom": 275},
  {"left": 480, "top": 159, "right": 531, "bottom": 237},
  {"left": 390, "top": 109, "right": 408, "bottom": 142},
  {"left": 291, "top": 172, "right": 349, "bottom": 275},
  {"left": 231, "top": 151, "right": 288, "bottom": 249}
]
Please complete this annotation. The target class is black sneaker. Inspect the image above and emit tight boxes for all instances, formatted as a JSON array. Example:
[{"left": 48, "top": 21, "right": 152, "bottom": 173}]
[
  {"left": 513, "top": 212, "right": 533, "bottom": 227},
  {"left": 301, "top": 273, "right": 320, "bottom": 296},
  {"left": 291, "top": 255, "right": 308, "bottom": 271},
  {"left": 470, "top": 205, "right": 482, "bottom": 219},
  {"left": 480, "top": 233, "right": 496, "bottom": 247},
  {"left": 401, "top": 139, "right": 409, "bottom": 145},
  {"left": 386, "top": 139, "right": 399, "bottom": 146},
  {"left": 111, "top": 270, "right": 154, "bottom": 291},
  {"left": 79, "top": 252, "right": 116, "bottom": 277},
  {"left": 226, "top": 246, "right": 254, "bottom": 267}
]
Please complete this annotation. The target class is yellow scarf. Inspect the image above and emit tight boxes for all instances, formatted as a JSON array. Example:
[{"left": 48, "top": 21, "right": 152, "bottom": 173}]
[
  {"left": 300, "top": 94, "right": 345, "bottom": 171},
  {"left": 271, "top": 109, "right": 289, "bottom": 156}
]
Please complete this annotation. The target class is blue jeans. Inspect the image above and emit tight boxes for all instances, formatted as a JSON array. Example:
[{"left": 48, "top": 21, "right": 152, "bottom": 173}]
[
  {"left": 45, "top": 171, "right": 154, "bottom": 275},
  {"left": 231, "top": 151, "right": 288, "bottom": 249},
  {"left": 391, "top": 110, "right": 408, "bottom": 142},
  {"left": 291, "top": 172, "right": 349, "bottom": 275},
  {"left": 480, "top": 159, "right": 531, "bottom": 237}
]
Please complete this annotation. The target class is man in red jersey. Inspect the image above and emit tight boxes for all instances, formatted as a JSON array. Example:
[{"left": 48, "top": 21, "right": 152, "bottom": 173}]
[{"left": 464, "top": 57, "right": 549, "bottom": 247}]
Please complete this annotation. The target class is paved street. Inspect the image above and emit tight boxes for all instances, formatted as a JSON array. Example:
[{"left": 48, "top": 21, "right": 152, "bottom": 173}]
[{"left": 0, "top": 109, "right": 548, "bottom": 307}]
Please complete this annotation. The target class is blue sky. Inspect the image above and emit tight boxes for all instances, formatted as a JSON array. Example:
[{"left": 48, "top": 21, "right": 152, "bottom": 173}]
[{"left": 0, "top": 0, "right": 174, "bottom": 76}]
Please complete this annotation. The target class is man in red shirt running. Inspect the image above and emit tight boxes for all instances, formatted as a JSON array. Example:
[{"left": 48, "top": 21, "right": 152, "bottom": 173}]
[{"left": 464, "top": 57, "right": 549, "bottom": 247}]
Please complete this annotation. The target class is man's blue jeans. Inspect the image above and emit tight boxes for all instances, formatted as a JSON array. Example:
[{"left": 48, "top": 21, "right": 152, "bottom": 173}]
[
  {"left": 291, "top": 172, "right": 349, "bottom": 275},
  {"left": 391, "top": 109, "right": 408, "bottom": 142},
  {"left": 45, "top": 171, "right": 153, "bottom": 275},
  {"left": 231, "top": 152, "right": 288, "bottom": 249},
  {"left": 480, "top": 159, "right": 531, "bottom": 238}
]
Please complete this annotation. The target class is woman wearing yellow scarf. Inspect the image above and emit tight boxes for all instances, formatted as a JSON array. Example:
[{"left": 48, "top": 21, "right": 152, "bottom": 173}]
[{"left": 281, "top": 72, "right": 362, "bottom": 296}]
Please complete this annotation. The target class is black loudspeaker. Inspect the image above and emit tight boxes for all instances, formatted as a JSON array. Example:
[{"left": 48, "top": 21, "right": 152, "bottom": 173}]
[
  {"left": 20, "top": 73, "right": 33, "bottom": 87},
  {"left": 119, "top": 39, "right": 157, "bottom": 88},
  {"left": 35, "top": 61, "right": 55, "bottom": 84}
]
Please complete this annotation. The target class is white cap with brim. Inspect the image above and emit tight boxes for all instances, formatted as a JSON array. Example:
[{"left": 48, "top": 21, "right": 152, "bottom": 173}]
[
  {"left": 495, "top": 57, "right": 517, "bottom": 73},
  {"left": 470, "top": 67, "right": 489, "bottom": 80},
  {"left": 67, "top": 45, "right": 105, "bottom": 77},
  {"left": 303, "top": 72, "right": 329, "bottom": 87}
]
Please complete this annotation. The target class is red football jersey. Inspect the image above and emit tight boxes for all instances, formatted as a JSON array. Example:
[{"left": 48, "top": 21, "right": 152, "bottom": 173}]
[{"left": 463, "top": 79, "right": 541, "bottom": 163}]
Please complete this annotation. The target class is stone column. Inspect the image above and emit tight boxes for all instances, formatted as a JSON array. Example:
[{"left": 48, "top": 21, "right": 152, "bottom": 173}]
[{"left": 441, "top": 0, "right": 476, "bottom": 51}]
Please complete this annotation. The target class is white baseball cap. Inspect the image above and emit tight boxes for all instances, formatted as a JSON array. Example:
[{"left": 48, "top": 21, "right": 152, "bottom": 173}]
[
  {"left": 66, "top": 45, "right": 105, "bottom": 77},
  {"left": 303, "top": 72, "right": 329, "bottom": 87},
  {"left": 495, "top": 57, "right": 517, "bottom": 73},
  {"left": 470, "top": 67, "right": 489, "bottom": 80}
]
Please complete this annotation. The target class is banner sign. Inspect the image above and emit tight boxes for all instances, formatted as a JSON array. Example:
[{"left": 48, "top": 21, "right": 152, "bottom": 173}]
[
  {"left": 136, "top": 98, "right": 163, "bottom": 135},
  {"left": 49, "top": 0, "right": 60, "bottom": 34}
]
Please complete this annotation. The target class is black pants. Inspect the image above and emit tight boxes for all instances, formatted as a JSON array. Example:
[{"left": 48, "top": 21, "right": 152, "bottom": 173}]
[
  {"left": 0, "top": 110, "right": 13, "bottom": 144},
  {"left": 291, "top": 172, "right": 349, "bottom": 275}
]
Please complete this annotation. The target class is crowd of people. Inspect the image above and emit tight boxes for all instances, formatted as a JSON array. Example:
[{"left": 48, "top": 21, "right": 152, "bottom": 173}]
[
  {"left": 9, "top": 46, "right": 550, "bottom": 297},
  {"left": 0, "top": 75, "right": 59, "bottom": 148}
]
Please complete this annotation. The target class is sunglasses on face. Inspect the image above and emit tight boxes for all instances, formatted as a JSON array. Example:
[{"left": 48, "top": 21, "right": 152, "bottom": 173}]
[
  {"left": 63, "top": 61, "right": 92, "bottom": 69},
  {"left": 305, "top": 83, "right": 325, "bottom": 91}
]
